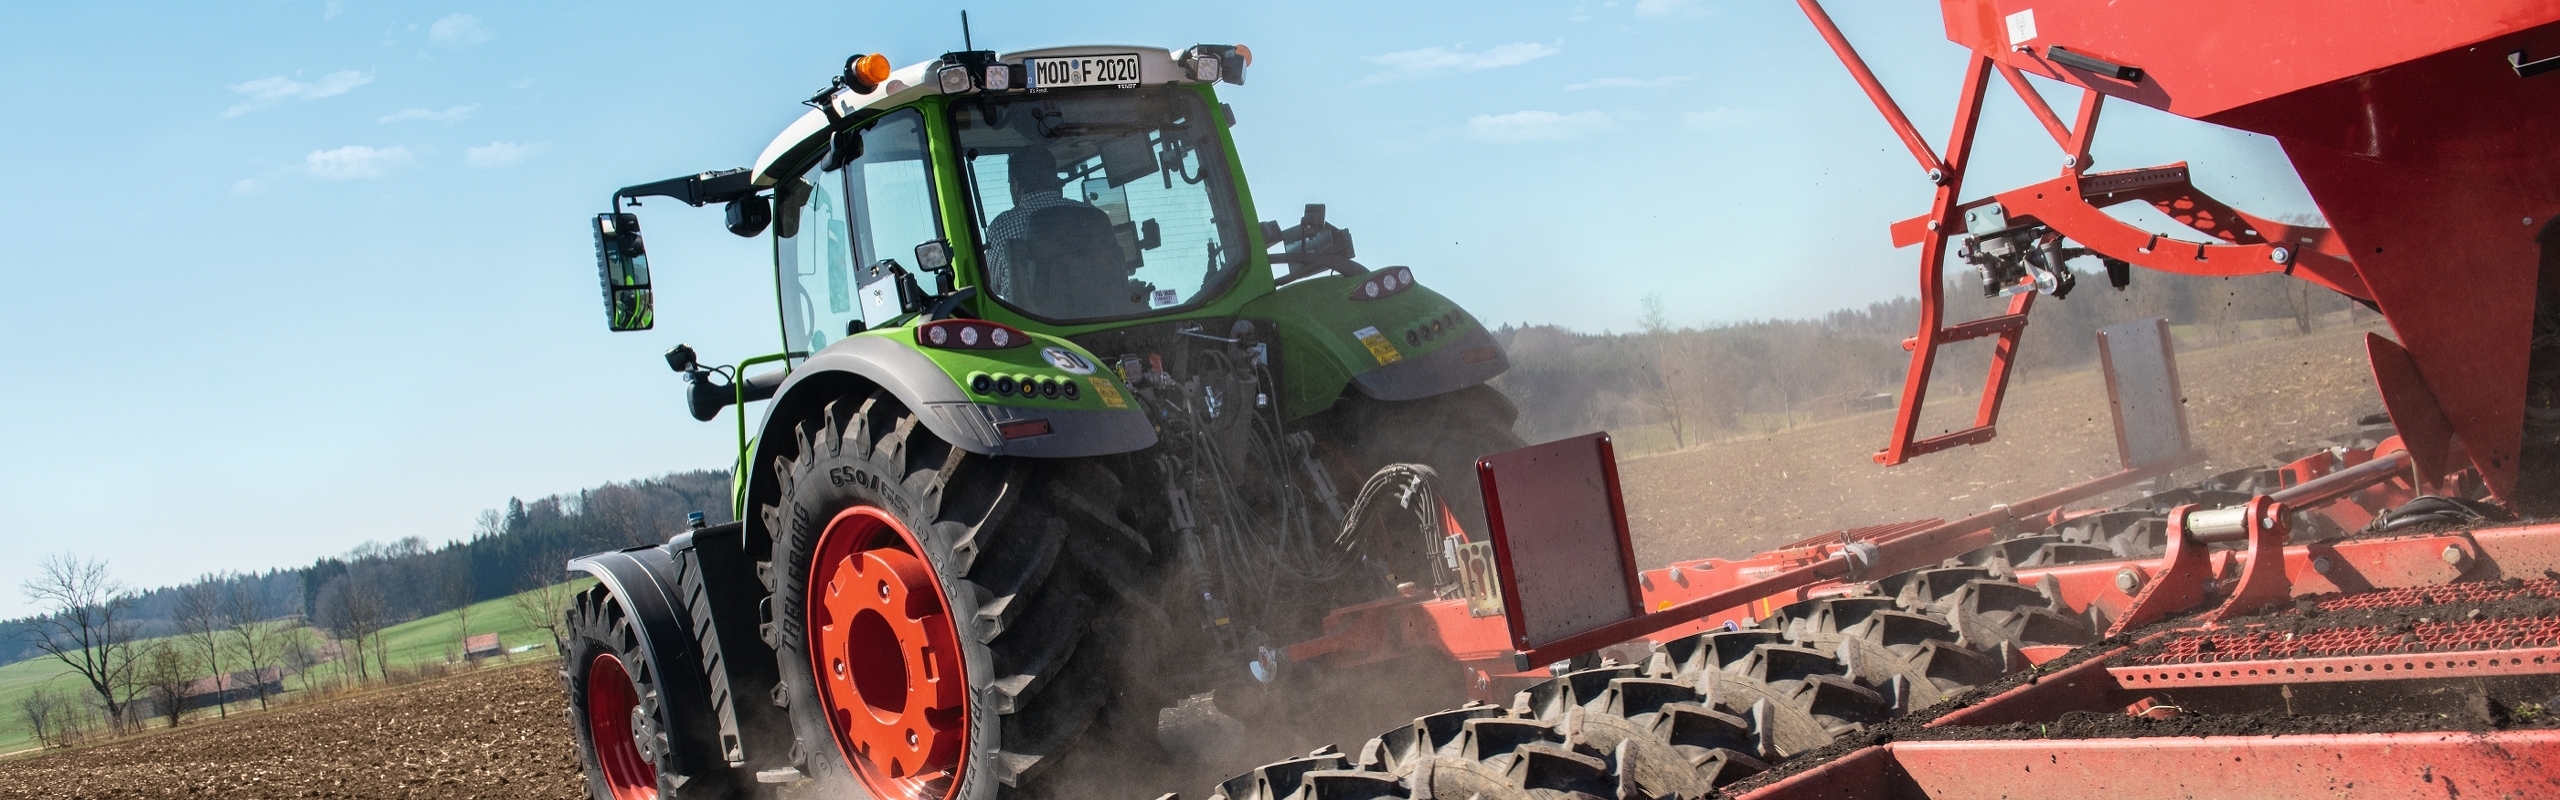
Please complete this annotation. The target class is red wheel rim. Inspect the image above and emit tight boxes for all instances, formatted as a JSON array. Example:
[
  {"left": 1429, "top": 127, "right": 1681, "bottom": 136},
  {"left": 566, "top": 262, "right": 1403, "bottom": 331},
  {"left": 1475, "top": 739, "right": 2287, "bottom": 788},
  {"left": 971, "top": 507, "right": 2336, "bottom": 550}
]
[
  {"left": 808, "top": 505, "right": 971, "bottom": 800},
  {"left": 585, "top": 653, "right": 660, "bottom": 800}
]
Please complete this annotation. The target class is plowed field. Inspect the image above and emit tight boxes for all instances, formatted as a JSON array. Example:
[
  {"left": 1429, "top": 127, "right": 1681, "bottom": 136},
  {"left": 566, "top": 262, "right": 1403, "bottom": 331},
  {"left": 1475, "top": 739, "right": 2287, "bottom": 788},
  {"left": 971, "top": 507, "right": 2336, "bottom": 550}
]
[{"left": 0, "top": 662, "right": 583, "bottom": 799}]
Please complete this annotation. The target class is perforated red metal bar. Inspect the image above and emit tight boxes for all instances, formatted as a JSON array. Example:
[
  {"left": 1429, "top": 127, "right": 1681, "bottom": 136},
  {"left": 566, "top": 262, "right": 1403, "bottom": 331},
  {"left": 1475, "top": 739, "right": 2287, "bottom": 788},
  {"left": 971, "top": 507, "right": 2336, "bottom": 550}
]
[
  {"left": 2313, "top": 578, "right": 2560, "bottom": 611},
  {"left": 2110, "top": 645, "right": 2560, "bottom": 689}
]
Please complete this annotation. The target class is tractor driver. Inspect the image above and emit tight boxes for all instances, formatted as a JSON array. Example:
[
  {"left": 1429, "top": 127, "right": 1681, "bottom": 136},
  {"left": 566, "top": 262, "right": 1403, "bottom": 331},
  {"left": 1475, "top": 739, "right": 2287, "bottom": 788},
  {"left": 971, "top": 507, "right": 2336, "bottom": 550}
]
[{"left": 982, "top": 148, "right": 1140, "bottom": 317}]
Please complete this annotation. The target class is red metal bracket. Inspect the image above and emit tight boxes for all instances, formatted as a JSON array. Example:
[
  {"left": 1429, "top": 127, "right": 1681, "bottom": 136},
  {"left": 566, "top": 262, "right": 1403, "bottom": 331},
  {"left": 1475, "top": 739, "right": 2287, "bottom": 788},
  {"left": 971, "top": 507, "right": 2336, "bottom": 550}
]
[
  {"left": 2104, "top": 504, "right": 2211, "bottom": 637},
  {"left": 2204, "top": 495, "right": 2292, "bottom": 623}
]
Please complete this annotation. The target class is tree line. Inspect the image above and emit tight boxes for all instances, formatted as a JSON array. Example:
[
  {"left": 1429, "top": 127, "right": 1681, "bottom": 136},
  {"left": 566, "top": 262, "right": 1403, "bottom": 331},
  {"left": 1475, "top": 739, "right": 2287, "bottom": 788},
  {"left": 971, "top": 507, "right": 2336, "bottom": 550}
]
[{"left": 8, "top": 470, "right": 735, "bottom": 744}]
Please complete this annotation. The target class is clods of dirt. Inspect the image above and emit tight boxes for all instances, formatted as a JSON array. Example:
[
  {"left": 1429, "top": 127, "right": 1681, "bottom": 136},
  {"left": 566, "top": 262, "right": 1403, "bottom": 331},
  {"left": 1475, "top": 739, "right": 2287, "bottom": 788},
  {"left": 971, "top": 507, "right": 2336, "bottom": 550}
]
[{"left": 0, "top": 661, "right": 584, "bottom": 800}]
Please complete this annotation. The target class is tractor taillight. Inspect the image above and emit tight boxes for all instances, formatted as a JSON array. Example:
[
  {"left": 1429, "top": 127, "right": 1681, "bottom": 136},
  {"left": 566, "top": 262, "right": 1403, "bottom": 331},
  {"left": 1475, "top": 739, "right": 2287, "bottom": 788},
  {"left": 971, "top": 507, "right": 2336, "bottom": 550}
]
[
  {"left": 1349, "top": 266, "right": 1416, "bottom": 301},
  {"left": 918, "top": 319, "right": 1028, "bottom": 351}
]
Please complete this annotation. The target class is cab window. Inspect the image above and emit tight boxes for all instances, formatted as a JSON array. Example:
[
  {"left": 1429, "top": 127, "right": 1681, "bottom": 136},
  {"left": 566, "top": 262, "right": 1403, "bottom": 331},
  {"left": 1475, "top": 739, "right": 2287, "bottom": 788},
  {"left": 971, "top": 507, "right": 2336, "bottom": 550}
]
[{"left": 775, "top": 109, "right": 942, "bottom": 353}]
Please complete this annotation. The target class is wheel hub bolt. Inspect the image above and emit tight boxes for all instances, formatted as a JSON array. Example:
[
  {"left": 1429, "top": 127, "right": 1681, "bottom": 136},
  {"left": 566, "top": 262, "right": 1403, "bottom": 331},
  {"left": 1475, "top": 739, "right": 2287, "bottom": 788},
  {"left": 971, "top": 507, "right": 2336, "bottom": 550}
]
[
  {"left": 834, "top": 659, "right": 845, "bottom": 677},
  {"left": 879, "top": 581, "right": 892, "bottom": 599},
  {"left": 907, "top": 730, "right": 919, "bottom": 748}
]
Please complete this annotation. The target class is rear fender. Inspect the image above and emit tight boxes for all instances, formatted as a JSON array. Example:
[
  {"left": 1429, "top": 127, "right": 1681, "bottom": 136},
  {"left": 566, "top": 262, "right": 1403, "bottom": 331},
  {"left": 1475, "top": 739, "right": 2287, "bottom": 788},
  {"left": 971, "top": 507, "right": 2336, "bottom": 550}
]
[
  {"left": 1243, "top": 273, "right": 1509, "bottom": 417},
  {"left": 753, "top": 330, "right": 1157, "bottom": 461}
]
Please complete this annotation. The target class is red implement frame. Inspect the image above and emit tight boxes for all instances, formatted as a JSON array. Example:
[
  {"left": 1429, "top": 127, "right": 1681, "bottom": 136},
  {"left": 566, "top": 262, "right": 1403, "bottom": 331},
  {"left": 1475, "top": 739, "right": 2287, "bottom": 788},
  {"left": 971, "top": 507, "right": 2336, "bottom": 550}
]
[{"left": 1803, "top": 0, "right": 2560, "bottom": 499}]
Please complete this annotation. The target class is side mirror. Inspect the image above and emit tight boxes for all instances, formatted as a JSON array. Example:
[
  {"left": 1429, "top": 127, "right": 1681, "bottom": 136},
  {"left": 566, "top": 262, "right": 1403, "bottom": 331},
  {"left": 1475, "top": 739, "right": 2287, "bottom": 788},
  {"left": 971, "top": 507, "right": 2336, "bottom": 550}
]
[
  {"left": 1138, "top": 219, "right": 1162, "bottom": 251},
  {"left": 594, "top": 213, "right": 654, "bottom": 331}
]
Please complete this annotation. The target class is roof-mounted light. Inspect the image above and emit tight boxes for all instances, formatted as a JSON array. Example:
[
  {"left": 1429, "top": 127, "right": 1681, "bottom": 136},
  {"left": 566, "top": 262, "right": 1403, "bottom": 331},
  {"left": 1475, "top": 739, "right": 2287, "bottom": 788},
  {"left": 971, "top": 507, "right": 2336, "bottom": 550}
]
[
  {"left": 936, "top": 50, "right": 1011, "bottom": 94},
  {"left": 1184, "top": 47, "right": 1223, "bottom": 83},
  {"left": 844, "top": 53, "right": 892, "bottom": 94},
  {"left": 1186, "top": 44, "right": 1251, "bottom": 86}
]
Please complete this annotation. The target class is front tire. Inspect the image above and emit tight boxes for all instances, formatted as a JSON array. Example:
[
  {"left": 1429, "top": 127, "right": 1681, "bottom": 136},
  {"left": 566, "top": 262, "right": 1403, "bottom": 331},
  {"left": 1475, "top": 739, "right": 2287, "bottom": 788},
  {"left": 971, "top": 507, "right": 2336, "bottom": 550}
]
[
  {"left": 765, "top": 389, "right": 1168, "bottom": 800},
  {"left": 566, "top": 585, "right": 738, "bottom": 800}
]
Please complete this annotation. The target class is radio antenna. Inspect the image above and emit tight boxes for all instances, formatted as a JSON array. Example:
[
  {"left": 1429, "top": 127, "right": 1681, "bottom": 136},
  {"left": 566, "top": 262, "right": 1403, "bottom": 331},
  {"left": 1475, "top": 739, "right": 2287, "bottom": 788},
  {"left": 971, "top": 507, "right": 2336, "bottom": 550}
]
[{"left": 961, "top": 11, "right": 973, "bottom": 51}]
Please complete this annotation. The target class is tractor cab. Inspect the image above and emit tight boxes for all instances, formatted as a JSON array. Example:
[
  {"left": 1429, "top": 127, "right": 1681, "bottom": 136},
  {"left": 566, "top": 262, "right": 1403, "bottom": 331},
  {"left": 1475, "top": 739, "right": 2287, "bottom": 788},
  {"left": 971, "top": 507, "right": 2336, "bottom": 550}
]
[{"left": 597, "top": 45, "right": 1297, "bottom": 352}]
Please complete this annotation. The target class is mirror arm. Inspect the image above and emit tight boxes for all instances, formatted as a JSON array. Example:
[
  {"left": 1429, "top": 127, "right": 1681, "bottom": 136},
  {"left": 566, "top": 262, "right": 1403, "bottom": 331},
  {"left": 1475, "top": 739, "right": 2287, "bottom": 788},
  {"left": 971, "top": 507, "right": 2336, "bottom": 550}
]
[{"left": 615, "top": 167, "right": 758, "bottom": 208}]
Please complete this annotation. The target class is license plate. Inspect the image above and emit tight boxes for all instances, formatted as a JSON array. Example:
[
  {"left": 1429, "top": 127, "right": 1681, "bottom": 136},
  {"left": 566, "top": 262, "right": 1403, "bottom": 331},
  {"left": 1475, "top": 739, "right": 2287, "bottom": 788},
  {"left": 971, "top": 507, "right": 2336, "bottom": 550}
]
[{"left": 1026, "top": 53, "right": 1142, "bottom": 89}]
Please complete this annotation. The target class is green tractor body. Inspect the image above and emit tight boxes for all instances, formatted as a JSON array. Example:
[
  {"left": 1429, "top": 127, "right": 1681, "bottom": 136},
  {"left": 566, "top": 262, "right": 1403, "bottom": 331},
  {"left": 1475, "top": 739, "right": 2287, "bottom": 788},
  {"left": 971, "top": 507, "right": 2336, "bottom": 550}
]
[{"left": 566, "top": 43, "right": 1517, "bottom": 800}]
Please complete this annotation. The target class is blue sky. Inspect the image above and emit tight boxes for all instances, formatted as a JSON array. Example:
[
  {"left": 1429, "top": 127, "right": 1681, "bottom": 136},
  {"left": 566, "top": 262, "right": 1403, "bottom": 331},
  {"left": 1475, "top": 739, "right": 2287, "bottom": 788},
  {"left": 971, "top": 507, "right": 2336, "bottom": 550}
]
[{"left": 0, "top": 1, "right": 2319, "bottom": 617}]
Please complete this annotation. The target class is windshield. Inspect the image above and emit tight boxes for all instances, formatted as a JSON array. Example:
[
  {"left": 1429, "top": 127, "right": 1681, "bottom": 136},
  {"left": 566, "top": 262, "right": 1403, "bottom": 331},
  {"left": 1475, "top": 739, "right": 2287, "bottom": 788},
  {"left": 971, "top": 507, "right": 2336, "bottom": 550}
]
[{"left": 950, "top": 87, "right": 1247, "bottom": 322}]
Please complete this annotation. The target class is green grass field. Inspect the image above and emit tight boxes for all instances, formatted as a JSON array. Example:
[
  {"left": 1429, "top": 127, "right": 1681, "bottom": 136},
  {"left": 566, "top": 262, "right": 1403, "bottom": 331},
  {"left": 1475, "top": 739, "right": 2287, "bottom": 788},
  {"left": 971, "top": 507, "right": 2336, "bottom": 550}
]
[{"left": 0, "top": 578, "right": 592, "bottom": 756}]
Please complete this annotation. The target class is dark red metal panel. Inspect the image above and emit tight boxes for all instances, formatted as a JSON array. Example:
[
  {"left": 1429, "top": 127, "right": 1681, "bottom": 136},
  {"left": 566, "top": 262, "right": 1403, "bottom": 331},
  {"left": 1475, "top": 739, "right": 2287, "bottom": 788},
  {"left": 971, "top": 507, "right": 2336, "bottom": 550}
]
[{"left": 1478, "top": 433, "right": 1645, "bottom": 663}]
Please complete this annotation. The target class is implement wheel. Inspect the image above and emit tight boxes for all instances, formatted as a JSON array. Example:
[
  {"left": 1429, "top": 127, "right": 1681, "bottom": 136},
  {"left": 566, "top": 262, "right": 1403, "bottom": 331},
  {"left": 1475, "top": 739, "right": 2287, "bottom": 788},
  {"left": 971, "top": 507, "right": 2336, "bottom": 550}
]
[{"left": 768, "top": 388, "right": 1169, "bottom": 800}]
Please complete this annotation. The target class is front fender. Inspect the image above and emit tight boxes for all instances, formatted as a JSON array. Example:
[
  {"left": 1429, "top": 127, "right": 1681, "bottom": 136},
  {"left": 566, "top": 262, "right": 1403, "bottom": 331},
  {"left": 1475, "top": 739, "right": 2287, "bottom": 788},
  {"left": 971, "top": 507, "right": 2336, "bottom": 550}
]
[{"left": 564, "top": 543, "right": 721, "bottom": 777}]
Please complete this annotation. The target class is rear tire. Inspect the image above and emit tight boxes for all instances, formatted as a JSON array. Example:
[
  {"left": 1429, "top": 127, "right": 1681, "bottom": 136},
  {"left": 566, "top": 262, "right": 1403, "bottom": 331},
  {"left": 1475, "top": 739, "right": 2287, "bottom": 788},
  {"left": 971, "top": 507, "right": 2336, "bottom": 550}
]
[{"left": 765, "top": 389, "right": 1171, "bottom": 800}]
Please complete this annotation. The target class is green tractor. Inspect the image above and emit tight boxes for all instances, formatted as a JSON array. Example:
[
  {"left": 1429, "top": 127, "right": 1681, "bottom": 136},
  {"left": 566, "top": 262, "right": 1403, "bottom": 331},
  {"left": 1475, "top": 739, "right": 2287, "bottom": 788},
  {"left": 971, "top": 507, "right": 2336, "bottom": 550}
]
[{"left": 564, "top": 43, "right": 1520, "bottom": 800}]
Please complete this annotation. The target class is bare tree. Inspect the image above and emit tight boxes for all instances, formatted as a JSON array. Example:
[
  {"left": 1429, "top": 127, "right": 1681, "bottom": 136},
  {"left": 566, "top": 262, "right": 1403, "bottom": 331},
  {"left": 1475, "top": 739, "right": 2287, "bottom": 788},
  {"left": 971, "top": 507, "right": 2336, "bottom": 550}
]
[
  {"left": 317, "top": 576, "right": 388, "bottom": 683},
  {"left": 223, "top": 585, "right": 279, "bottom": 710},
  {"left": 18, "top": 686, "right": 58, "bottom": 749},
  {"left": 137, "top": 642, "right": 196, "bottom": 729},
  {"left": 1636, "top": 294, "right": 1696, "bottom": 447},
  {"left": 446, "top": 560, "right": 477, "bottom": 663},
  {"left": 173, "top": 582, "right": 231, "bottom": 718},
  {"left": 507, "top": 558, "right": 580, "bottom": 655},
  {"left": 18, "top": 554, "right": 142, "bottom": 732}
]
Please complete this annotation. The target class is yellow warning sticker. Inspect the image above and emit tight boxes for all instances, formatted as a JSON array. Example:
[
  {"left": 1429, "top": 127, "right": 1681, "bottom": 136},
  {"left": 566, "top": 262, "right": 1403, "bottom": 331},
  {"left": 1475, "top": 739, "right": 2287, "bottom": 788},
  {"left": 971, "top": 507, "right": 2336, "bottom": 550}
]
[
  {"left": 1353, "top": 326, "right": 1402, "bottom": 365},
  {"left": 1087, "top": 377, "right": 1127, "bottom": 409}
]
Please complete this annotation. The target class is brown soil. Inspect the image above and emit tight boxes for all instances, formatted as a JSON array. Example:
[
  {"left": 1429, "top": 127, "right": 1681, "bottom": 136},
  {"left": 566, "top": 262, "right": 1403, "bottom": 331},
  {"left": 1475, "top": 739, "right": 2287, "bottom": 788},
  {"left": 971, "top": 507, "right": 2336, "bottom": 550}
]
[
  {"left": 1619, "top": 326, "right": 2386, "bottom": 567},
  {"left": 0, "top": 661, "right": 584, "bottom": 800}
]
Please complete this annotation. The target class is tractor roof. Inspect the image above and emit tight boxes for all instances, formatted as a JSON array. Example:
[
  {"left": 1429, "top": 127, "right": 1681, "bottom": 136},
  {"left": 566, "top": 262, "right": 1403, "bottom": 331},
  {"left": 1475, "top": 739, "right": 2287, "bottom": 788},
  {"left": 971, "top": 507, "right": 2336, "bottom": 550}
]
[{"left": 752, "top": 45, "right": 1197, "bottom": 187}]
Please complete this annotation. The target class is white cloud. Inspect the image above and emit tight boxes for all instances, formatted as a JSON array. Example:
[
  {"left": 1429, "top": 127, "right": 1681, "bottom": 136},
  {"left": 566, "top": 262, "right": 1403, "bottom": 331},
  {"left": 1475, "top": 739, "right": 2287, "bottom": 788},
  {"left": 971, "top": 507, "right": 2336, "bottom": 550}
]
[
  {"left": 1680, "top": 107, "right": 1761, "bottom": 131},
  {"left": 1635, "top": 0, "right": 1711, "bottom": 19},
  {"left": 222, "top": 70, "right": 373, "bottom": 118},
  {"left": 1566, "top": 75, "right": 1693, "bottom": 91},
  {"left": 379, "top": 104, "right": 478, "bottom": 124},
  {"left": 465, "top": 140, "right": 546, "bottom": 168},
  {"left": 1465, "top": 110, "right": 1618, "bottom": 143},
  {"left": 231, "top": 178, "right": 269, "bottom": 195},
  {"left": 305, "top": 145, "right": 415, "bottom": 179},
  {"left": 1359, "top": 42, "right": 1559, "bottom": 86},
  {"left": 429, "top": 14, "right": 492, "bottom": 48}
]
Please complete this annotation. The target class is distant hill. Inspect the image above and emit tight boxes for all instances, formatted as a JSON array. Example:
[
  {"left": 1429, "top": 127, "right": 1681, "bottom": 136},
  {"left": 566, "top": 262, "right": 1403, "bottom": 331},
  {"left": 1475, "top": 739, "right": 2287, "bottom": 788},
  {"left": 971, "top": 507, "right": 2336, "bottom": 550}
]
[{"left": 4, "top": 470, "right": 733, "bottom": 666}]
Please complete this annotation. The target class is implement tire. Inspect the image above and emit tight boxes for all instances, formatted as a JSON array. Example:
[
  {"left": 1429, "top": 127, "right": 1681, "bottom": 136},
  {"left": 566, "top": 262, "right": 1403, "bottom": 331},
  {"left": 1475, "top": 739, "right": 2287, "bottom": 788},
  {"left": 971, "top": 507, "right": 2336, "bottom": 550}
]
[
  {"left": 1205, "top": 570, "right": 2100, "bottom": 800},
  {"left": 766, "top": 389, "right": 1169, "bottom": 800}
]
